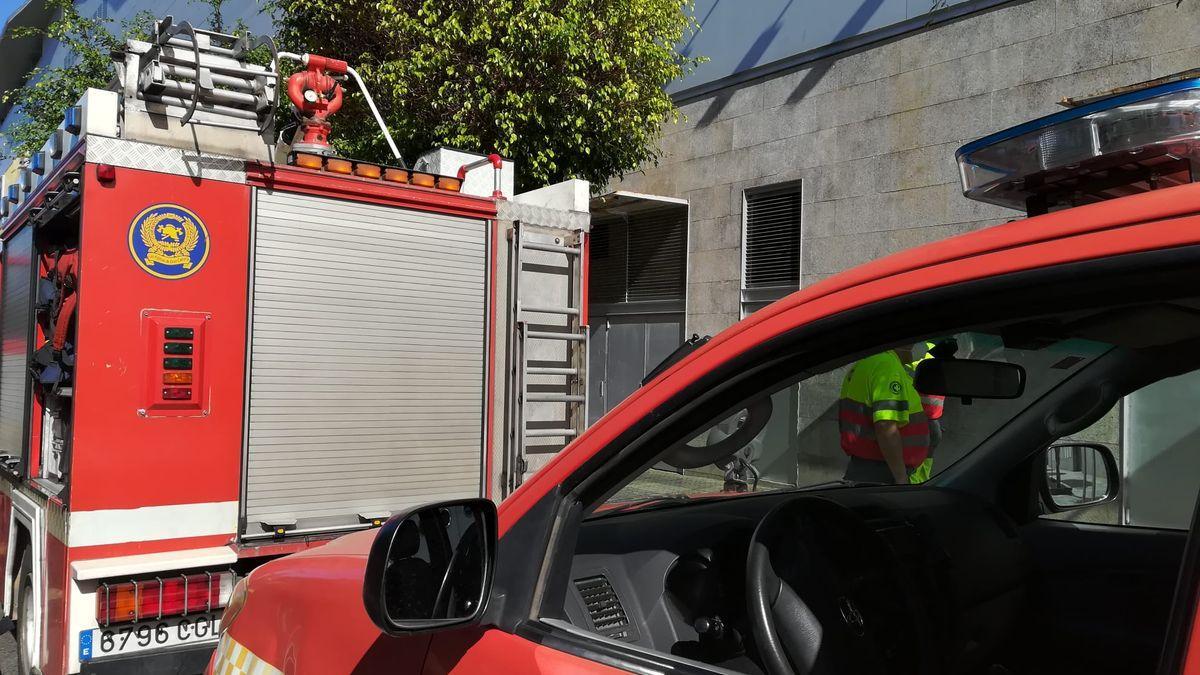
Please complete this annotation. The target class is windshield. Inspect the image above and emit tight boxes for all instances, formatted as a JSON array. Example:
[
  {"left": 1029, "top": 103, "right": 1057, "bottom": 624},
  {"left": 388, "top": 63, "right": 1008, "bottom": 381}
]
[{"left": 603, "top": 332, "right": 1112, "bottom": 508}]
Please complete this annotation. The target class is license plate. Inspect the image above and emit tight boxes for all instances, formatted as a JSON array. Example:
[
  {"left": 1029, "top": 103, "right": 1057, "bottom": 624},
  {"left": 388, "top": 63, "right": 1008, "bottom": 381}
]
[{"left": 79, "top": 613, "right": 219, "bottom": 662}]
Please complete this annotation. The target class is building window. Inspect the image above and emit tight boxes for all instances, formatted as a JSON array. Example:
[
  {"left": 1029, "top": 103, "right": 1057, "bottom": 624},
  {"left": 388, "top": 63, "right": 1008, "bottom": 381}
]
[
  {"left": 589, "top": 202, "right": 688, "bottom": 312},
  {"left": 741, "top": 182, "right": 801, "bottom": 316}
]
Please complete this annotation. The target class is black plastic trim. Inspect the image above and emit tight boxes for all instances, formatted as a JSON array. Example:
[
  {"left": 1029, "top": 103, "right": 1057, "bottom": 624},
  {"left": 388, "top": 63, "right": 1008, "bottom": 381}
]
[
  {"left": 1157, "top": 481, "right": 1200, "bottom": 674},
  {"left": 487, "top": 487, "right": 563, "bottom": 631},
  {"left": 79, "top": 642, "right": 214, "bottom": 675},
  {"left": 516, "top": 620, "right": 726, "bottom": 675}
]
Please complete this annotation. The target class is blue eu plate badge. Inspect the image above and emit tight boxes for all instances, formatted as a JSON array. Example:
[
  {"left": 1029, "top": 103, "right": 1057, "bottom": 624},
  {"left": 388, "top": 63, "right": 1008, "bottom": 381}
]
[{"left": 127, "top": 204, "right": 210, "bottom": 280}]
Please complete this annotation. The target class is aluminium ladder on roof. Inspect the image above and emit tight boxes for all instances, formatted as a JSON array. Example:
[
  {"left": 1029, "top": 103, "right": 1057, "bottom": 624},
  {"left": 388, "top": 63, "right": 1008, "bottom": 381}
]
[{"left": 505, "top": 222, "right": 588, "bottom": 495}]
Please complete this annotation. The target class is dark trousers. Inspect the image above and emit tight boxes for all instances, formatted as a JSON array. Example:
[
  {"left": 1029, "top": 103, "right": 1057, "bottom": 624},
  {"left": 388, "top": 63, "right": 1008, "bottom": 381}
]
[{"left": 843, "top": 456, "right": 915, "bottom": 485}]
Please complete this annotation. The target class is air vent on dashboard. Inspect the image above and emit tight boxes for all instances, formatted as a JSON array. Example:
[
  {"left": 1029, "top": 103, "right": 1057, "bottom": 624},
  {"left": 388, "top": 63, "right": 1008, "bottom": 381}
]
[{"left": 574, "top": 575, "right": 631, "bottom": 640}]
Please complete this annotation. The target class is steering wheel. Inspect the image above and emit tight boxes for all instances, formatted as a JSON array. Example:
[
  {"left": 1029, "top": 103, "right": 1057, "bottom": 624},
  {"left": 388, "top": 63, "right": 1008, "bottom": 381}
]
[{"left": 746, "top": 497, "right": 932, "bottom": 675}]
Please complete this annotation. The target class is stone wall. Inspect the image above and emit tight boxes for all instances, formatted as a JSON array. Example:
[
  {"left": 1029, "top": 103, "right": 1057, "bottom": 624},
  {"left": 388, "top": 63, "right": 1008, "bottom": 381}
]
[{"left": 611, "top": 0, "right": 1200, "bottom": 337}]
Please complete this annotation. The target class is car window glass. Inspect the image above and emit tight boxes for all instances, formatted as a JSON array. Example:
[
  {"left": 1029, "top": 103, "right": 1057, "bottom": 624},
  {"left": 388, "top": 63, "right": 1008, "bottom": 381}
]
[
  {"left": 1045, "top": 368, "right": 1200, "bottom": 530},
  {"left": 605, "top": 332, "right": 1112, "bottom": 507}
]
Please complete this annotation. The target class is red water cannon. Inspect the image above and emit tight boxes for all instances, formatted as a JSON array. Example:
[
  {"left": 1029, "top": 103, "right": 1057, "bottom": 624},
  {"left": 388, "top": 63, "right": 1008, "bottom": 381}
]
[{"left": 287, "top": 54, "right": 347, "bottom": 155}]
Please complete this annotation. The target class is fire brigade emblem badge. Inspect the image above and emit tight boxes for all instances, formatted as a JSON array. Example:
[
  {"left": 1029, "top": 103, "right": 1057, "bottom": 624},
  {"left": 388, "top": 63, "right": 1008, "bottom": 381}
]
[{"left": 127, "top": 204, "right": 210, "bottom": 280}]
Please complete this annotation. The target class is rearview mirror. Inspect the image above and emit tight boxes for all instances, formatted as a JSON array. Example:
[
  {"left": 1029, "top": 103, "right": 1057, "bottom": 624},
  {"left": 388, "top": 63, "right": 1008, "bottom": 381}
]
[
  {"left": 1039, "top": 443, "right": 1120, "bottom": 512},
  {"left": 913, "top": 358, "right": 1026, "bottom": 400},
  {"left": 362, "top": 498, "right": 497, "bottom": 634}
]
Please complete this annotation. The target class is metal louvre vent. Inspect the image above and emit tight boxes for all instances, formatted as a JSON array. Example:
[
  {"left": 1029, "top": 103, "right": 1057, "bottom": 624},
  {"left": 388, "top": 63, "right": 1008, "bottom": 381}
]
[
  {"left": 627, "top": 208, "right": 687, "bottom": 302},
  {"left": 589, "top": 204, "right": 687, "bottom": 306},
  {"left": 589, "top": 216, "right": 627, "bottom": 305},
  {"left": 744, "top": 185, "right": 801, "bottom": 290},
  {"left": 575, "top": 575, "right": 631, "bottom": 641}
]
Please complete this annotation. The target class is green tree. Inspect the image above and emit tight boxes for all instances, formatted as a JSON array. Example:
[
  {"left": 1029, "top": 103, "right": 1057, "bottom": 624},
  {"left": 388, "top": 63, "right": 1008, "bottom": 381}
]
[
  {"left": 191, "top": 0, "right": 226, "bottom": 33},
  {"left": 2, "top": 0, "right": 152, "bottom": 159},
  {"left": 269, "top": 0, "right": 701, "bottom": 191}
]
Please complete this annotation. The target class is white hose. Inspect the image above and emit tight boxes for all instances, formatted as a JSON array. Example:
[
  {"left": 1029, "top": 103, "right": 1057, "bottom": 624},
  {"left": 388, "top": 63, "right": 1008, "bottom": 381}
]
[
  {"left": 345, "top": 65, "right": 402, "bottom": 162},
  {"left": 277, "top": 52, "right": 403, "bottom": 162}
]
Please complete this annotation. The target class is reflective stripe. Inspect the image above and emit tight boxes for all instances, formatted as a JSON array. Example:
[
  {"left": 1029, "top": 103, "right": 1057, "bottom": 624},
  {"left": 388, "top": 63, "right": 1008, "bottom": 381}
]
[
  {"left": 839, "top": 422, "right": 875, "bottom": 439},
  {"left": 842, "top": 422, "right": 928, "bottom": 445},
  {"left": 920, "top": 394, "right": 945, "bottom": 420},
  {"left": 872, "top": 399, "right": 909, "bottom": 413},
  {"left": 840, "top": 400, "right": 930, "bottom": 466},
  {"left": 839, "top": 399, "right": 871, "bottom": 415},
  {"left": 211, "top": 634, "right": 283, "bottom": 675}
]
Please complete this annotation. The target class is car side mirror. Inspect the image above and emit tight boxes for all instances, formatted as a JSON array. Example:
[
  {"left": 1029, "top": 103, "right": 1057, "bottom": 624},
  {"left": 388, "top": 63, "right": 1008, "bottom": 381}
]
[
  {"left": 362, "top": 498, "right": 497, "bottom": 634},
  {"left": 914, "top": 358, "right": 1026, "bottom": 400},
  {"left": 1039, "top": 442, "right": 1120, "bottom": 512}
]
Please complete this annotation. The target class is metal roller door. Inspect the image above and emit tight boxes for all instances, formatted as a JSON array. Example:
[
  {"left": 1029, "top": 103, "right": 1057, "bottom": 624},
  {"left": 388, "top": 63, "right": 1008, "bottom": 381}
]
[
  {"left": 244, "top": 190, "right": 488, "bottom": 537},
  {"left": 0, "top": 228, "right": 33, "bottom": 459}
]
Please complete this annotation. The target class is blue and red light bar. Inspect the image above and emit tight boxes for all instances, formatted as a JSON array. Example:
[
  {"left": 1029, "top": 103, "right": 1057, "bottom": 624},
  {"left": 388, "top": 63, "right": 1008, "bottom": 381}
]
[{"left": 957, "top": 78, "right": 1200, "bottom": 213}]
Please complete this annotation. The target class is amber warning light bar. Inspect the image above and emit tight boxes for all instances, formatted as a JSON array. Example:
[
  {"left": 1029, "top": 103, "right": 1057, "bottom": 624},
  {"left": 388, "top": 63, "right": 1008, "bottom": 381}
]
[{"left": 289, "top": 152, "right": 464, "bottom": 192}]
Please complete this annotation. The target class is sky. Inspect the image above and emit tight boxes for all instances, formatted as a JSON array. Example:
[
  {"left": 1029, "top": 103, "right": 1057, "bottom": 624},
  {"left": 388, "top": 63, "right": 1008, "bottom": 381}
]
[{"left": 0, "top": 0, "right": 22, "bottom": 30}]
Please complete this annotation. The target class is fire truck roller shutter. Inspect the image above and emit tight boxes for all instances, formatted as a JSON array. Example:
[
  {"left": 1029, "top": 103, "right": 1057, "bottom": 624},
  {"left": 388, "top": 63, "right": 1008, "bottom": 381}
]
[
  {"left": 0, "top": 228, "right": 34, "bottom": 460},
  {"left": 244, "top": 190, "right": 487, "bottom": 536}
]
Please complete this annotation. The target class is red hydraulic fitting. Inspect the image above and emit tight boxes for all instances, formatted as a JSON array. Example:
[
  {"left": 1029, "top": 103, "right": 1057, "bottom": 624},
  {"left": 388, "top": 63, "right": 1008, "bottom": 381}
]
[{"left": 457, "top": 153, "right": 506, "bottom": 198}]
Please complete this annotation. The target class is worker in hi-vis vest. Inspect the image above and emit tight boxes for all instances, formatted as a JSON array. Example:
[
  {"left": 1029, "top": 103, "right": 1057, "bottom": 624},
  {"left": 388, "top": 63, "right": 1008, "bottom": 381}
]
[{"left": 838, "top": 348, "right": 931, "bottom": 485}]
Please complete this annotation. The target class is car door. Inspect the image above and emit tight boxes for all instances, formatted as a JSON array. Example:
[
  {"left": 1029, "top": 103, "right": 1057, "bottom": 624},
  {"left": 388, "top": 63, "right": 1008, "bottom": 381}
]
[
  {"left": 417, "top": 195, "right": 1200, "bottom": 673},
  {"left": 1013, "top": 387, "right": 1196, "bottom": 674}
]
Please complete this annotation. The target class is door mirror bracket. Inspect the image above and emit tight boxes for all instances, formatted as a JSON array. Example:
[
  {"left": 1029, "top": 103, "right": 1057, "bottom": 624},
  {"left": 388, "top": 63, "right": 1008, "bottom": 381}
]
[{"left": 362, "top": 498, "right": 498, "bottom": 634}]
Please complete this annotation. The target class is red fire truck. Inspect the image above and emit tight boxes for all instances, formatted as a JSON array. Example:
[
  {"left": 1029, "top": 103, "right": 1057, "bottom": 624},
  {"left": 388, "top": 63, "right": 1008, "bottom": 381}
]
[
  {"left": 0, "top": 18, "right": 593, "bottom": 675},
  {"left": 211, "top": 75, "right": 1200, "bottom": 673}
]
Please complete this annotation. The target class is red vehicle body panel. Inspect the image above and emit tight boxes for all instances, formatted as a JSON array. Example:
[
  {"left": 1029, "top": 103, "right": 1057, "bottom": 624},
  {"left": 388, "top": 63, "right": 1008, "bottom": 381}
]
[
  {"left": 44, "top": 532, "right": 68, "bottom": 675},
  {"left": 0, "top": 143, "right": 509, "bottom": 674},
  {"left": 71, "top": 166, "right": 251, "bottom": 519},
  {"left": 219, "top": 181, "right": 1200, "bottom": 673}
]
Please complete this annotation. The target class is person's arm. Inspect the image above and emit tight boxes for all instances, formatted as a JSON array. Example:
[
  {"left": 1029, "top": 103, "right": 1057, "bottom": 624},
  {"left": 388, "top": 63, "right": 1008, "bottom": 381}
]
[{"left": 873, "top": 420, "right": 909, "bottom": 484}]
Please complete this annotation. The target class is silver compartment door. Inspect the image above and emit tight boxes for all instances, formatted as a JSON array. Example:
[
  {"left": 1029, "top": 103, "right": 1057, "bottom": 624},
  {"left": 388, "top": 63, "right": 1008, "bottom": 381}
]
[
  {"left": 0, "top": 228, "right": 33, "bottom": 460},
  {"left": 244, "top": 190, "right": 487, "bottom": 537}
]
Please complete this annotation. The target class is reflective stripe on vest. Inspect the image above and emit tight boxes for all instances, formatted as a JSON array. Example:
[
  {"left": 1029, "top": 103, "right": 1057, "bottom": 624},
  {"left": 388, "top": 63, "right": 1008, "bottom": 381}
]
[
  {"left": 920, "top": 394, "right": 945, "bottom": 420},
  {"left": 908, "top": 347, "right": 945, "bottom": 421},
  {"left": 838, "top": 398, "right": 931, "bottom": 467}
]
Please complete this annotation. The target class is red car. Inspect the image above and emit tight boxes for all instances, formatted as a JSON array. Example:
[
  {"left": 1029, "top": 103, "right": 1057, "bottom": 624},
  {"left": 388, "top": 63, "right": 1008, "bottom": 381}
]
[
  {"left": 210, "top": 82, "right": 1200, "bottom": 674},
  {"left": 207, "top": 178, "right": 1200, "bottom": 675}
]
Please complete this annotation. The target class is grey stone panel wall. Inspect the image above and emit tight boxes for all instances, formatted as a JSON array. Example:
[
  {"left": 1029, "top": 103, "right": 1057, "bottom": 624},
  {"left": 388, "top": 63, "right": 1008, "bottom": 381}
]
[{"left": 611, "top": 0, "right": 1200, "bottom": 337}]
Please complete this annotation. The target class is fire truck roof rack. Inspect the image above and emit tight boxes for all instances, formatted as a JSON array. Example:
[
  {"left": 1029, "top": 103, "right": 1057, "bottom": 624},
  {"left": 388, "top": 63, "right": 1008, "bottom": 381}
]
[
  {"left": 115, "top": 16, "right": 279, "bottom": 157},
  {"left": 957, "top": 76, "right": 1200, "bottom": 215}
]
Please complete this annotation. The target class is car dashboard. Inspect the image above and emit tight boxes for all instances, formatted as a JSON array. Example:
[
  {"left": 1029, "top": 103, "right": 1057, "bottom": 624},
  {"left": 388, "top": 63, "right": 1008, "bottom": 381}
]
[{"left": 564, "top": 487, "right": 1032, "bottom": 674}]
